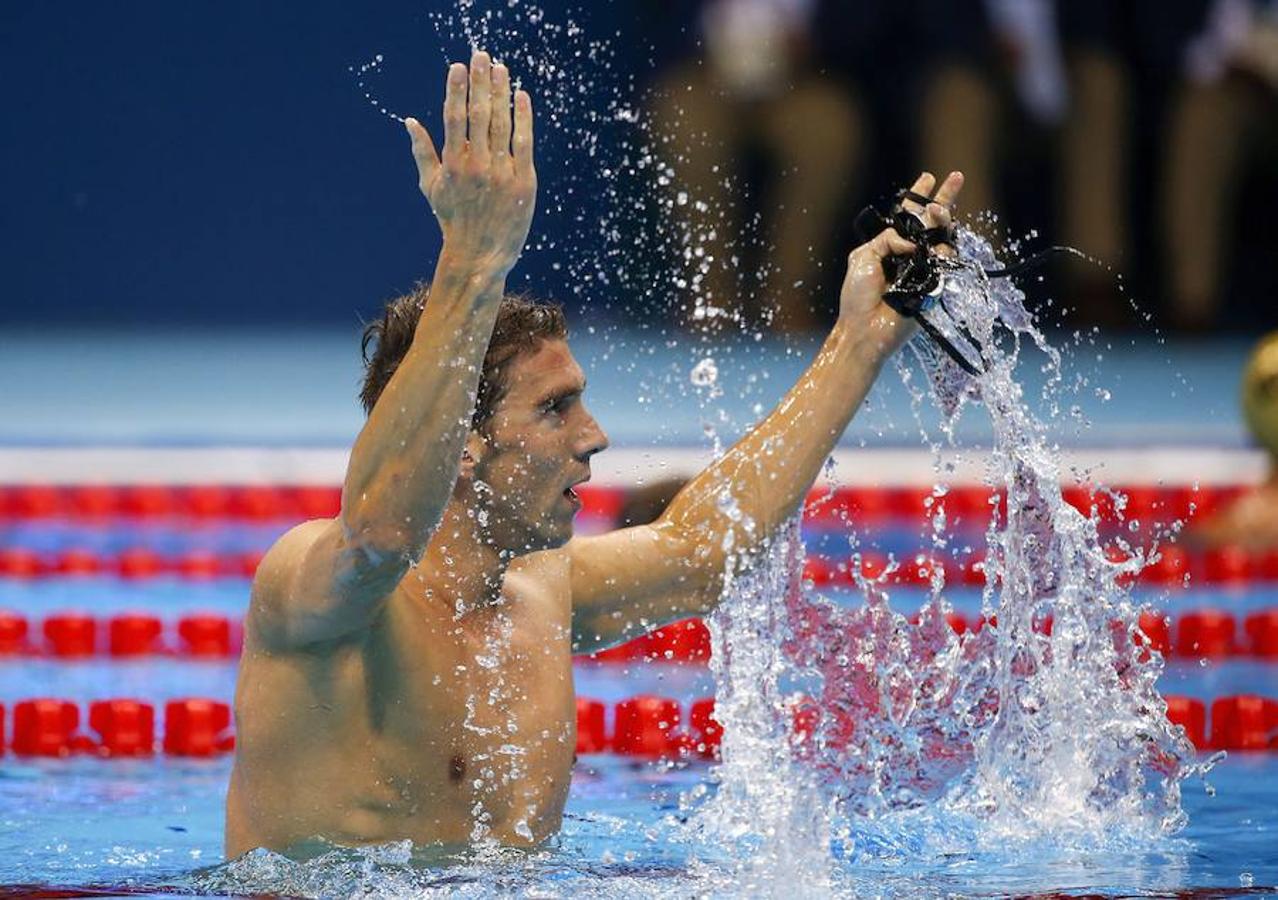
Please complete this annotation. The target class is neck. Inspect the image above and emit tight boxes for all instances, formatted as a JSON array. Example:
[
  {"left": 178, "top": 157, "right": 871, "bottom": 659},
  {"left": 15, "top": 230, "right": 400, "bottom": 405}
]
[{"left": 410, "top": 497, "right": 510, "bottom": 616}]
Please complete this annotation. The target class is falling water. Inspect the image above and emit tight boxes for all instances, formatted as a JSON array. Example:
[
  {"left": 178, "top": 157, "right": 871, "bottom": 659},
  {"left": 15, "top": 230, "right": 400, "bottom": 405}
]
[{"left": 694, "top": 224, "right": 1210, "bottom": 885}]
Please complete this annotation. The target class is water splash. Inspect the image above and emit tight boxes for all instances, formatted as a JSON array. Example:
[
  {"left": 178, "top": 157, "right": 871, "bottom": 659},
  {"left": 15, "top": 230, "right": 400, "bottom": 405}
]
[
  {"left": 695, "top": 224, "right": 1210, "bottom": 881},
  {"left": 349, "top": 53, "right": 405, "bottom": 122}
]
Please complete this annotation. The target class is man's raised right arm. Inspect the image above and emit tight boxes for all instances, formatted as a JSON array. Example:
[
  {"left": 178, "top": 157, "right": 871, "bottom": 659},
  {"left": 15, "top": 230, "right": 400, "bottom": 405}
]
[{"left": 250, "top": 52, "right": 536, "bottom": 651}]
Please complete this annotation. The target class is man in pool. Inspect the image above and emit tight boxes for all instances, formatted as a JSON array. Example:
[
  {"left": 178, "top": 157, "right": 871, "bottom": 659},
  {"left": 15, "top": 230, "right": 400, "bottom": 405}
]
[{"left": 224, "top": 50, "right": 964, "bottom": 857}]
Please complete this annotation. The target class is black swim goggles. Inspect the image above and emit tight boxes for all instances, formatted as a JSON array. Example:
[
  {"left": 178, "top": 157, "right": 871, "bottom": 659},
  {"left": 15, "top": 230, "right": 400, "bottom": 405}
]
[{"left": 854, "top": 190, "right": 1068, "bottom": 376}]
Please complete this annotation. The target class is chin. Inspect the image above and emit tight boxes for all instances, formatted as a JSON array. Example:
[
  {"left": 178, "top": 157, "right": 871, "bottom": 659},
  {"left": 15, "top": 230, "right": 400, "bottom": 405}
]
[
  {"left": 506, "top": 518, "right": 574, "bottom": 557},
  {"left": 538, "top": 524, "right": 575, "bottom": 552}
]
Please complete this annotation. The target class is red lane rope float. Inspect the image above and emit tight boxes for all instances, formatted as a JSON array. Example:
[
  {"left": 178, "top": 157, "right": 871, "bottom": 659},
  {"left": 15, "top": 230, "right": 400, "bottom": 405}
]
[
  {"left": 0, "top": 483, "right": 1254, "bottom": 526},
  {"left": 797, "top": 546, "right": 1278, "bottom": 588},
  {"left": 0, "top": 698, "right": 234, "bottom": 758},
  {"left": 583, "top": 618, "right": 712, "bottom": 665},
  {"left": 2, "top": 610, "right": 1277, "bottom": 663},
  {"left": 0, "top": 548, "right": 265, "bottom": 581},
  {"left": 0, "top": 693, "right": 1269, "bottom": 759},
  {"left": 0, "top": 484, "right": 346, "bottom": 522},
  {"left": 5, "top": 542, "right": 1278, "bottom": 588},
  {"left": 0, "top": 612, "right": 243, "bottom": 659},
  {"left": 572, "top": 693, "right": 1278, "bottom": 759}
]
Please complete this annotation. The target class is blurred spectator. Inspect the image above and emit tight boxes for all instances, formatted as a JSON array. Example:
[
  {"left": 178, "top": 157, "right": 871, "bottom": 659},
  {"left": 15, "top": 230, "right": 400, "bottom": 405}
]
[
  {"left": 813, "top": 0, "right": 1002, "bottom": 226},
  {"left": 1184, "top": 330, "right": 1278, "bottom": 549},
  {"left": 1162, "top": 0, "right": 1278, "bottom": 331},
  {"left": 1051, "top": 0, "right": 1132, "bottom": 327},
  {"left": 636, "top": 0, "right": 1274, "bottom": 336},
  {"left": 648, "top": 0, "right": 862, "bottom": 331}
]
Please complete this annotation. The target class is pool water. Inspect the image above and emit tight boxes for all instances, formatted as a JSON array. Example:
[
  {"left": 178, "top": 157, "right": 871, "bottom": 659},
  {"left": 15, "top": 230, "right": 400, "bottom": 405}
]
[
  {"left": 0, "top": 564, "right": 1275, "bottom": 897},
  {"left": 0, "top": 705, "right": 1274, "bottom": 896}
]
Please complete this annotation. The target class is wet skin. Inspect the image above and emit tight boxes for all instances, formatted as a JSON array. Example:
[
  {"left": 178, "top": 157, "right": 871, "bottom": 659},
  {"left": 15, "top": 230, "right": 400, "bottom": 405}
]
[
  {"left": 222, "top": 48, "right": 965, "bottom": 858},
  {"left": 225, "top": 340, "right": 605, "bottom": 854}
]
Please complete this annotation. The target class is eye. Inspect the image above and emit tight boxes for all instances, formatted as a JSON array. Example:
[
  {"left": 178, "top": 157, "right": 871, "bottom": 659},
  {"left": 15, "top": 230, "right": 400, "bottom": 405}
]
[{"left": 544, "top": 395, "right": 575, "bottom": 416}]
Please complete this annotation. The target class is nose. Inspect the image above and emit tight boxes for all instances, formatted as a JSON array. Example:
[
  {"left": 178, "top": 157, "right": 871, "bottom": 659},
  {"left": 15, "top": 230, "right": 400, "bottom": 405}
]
[{"left": 576, "top": 411, "right": 609, "bottom": 461}]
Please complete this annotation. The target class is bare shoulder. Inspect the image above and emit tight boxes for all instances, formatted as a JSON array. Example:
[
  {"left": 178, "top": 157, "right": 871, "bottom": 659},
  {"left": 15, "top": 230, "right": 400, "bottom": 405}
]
[
  {"left": 507, "top": 547, "right": 572, "bottom": 606},
  {"left": 251, "top": 518, "right": 335, "bottom": 600},
  {"left": 244, "top": 517, "right": 344, "bottom": 651}
]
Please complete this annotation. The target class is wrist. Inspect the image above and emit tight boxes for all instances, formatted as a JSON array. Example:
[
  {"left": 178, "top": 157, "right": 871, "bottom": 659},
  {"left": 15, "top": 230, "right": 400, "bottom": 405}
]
[
  {"left": 435, "top": 245, "right": 510, "bottom": 295},
  {"left": 833, "top": 306, "right": 912, "bottom": 362}
]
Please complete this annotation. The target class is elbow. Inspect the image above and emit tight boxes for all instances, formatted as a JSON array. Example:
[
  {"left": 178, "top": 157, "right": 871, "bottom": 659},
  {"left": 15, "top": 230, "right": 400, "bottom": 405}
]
[
  {"left": 339, "top": 496, "right": 442, "bottom": 568},
  {"left": 650, "top": 518, "right": 724, "bottom": 595},
  {"left": 340, "top": 477, "right": 447, "bottom": 562},
  {"left": 335, "top": 523, "right": 422, "bottom": 595}
]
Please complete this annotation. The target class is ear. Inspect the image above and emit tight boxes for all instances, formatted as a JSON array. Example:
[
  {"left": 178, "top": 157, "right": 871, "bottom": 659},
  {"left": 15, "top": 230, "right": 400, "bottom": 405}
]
[{"left": 457, "top": 430, "right": 487, "bottom": 482}]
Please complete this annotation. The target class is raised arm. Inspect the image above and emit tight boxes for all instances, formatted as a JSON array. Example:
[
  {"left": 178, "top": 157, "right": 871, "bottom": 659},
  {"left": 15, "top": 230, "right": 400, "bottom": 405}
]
[
  {"left": 251, "top": 52, "right": 537, "bottom": 651},
  {"left": 570, "top": 172, "right": 962, "bottom": 652}
]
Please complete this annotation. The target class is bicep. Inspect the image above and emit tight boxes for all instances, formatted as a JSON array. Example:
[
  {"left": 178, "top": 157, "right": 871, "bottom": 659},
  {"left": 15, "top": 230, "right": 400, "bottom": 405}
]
[
  {"left": 248, "top": 518, "right": 404, "bottom": 652},
  {"left": 568, "top": 522, "right": 717, "bottom": 653}
]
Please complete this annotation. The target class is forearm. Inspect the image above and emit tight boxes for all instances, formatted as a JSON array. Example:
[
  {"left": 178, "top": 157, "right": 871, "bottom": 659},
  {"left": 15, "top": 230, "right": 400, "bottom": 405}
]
[
  {"left": 340, "top": 247, "right": 506, "bottom": 559},
  {"left": 659, "top": 309, "right": 903, "bottom": 579}
]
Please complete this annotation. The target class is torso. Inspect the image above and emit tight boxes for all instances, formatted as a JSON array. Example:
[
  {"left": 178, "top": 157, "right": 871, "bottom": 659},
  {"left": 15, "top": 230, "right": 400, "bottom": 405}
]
[{"left": 224, "top": 553, "right": 577, "bottom": 858}]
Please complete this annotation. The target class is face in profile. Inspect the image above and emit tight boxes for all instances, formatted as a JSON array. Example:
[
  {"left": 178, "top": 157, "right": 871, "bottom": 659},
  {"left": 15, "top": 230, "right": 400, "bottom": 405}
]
[{"left": 465, "top": 339, "right": 609, "bottom": 555}]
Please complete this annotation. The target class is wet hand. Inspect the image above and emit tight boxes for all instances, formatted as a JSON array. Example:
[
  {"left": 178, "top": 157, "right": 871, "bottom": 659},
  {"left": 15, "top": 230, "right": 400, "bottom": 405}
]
[
  {"left": 405, "top": 50, "right": 537, "bottom": 275},
  {"left": 837, "top": 171, "right": 964, "bottom": 346}
]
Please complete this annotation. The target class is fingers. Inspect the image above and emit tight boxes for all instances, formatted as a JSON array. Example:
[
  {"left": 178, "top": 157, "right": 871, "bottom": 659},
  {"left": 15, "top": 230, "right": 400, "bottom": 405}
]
[
  {"left": 468, "top": 50, "right": 492, "bottom": 161},
  {"left": 513, "top": 89, "right": 534, "bottom": 176},
  {"left": 898, "top": 170, "right": 964, "bottom": 255},
  {"left": 932, "top": 170, "right": 964, "bottom": 208},
  {"left": 490, "top": 62, "right": 512, "bottom": 162},
  {"left": 442, "top": 63, "right": 468, "bottom": 162},
  {"left": 926, "top": 201, "right": 952, "bottom": 233},
  {"left": 405, "top": 117, "right": 441, "bottom": 190},
  {"left": 867, "top": 227, "right": 917, "bottom": 260},
  {"left": 900, "top": 171, "right": 937, "bottom": 218},
  {"left": 925, "top": 171, "right": 963, "bottom": 256}
]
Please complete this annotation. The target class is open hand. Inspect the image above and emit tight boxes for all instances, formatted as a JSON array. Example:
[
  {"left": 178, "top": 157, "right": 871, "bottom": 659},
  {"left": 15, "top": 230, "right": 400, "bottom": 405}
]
[
  {"left": 837, "top": 171, "right": 964, "bottom": 345},
  {"left": 405, "top": 50, "right": 537, "bottom": 276}
]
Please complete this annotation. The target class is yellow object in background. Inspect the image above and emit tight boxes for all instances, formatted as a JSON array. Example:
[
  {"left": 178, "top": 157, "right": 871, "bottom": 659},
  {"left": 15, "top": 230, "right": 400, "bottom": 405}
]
[{"left": 1241, "top": 331, "right": 1278, "bottom": 460}]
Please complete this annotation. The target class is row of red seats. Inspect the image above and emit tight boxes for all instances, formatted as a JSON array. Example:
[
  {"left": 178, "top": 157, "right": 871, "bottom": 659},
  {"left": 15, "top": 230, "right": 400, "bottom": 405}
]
[
  {"left": 0, "top": 698, "right": 233, "bottom": 757},
  {"left": 0, "top": 482, "right": 1245, "bottom": 526},
  {"left": 3, "top": 609, "right": 1276, "bottom": 661},
  {"left": 578, "top": 692, "right": 1278, "bottom": 759}
]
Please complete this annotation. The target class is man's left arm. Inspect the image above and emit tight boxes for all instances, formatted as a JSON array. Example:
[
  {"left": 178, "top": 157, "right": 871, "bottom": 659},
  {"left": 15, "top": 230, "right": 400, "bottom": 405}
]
[{"left": 569, "top": 171, "right": 963, "bottom": 653}]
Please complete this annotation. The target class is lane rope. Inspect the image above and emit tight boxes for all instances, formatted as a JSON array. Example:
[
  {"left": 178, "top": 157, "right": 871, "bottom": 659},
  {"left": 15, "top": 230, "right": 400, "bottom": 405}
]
[{"left": 0, "top": 694, "right": 1271, "bottom": 759}]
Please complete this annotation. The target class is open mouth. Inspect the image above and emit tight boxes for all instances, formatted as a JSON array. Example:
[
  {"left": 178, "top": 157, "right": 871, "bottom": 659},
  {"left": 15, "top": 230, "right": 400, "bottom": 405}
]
[{"left": 563, "top": 487, "right": 580, "bottom": 502}]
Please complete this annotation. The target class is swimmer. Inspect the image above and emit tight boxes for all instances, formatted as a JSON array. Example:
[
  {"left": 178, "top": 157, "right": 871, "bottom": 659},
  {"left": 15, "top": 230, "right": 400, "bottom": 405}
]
[
  {"left": 1184, "top": 331, "right": 1278, "bottom": 550},
  {"left": 224, "top": 50, "right": 964, "bottom": 857}
]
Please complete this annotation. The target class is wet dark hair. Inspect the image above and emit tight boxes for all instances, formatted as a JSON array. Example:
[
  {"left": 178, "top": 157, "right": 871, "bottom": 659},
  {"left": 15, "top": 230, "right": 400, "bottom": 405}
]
[{"left": 360, "top": 282, "right": 568, "bottom": 430}]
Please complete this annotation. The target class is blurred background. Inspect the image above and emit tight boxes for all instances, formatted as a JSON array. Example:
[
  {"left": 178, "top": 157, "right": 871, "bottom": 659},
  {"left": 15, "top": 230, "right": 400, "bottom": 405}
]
[{"left": 2, "top": 0, "right": 1275, "bottom": 336}]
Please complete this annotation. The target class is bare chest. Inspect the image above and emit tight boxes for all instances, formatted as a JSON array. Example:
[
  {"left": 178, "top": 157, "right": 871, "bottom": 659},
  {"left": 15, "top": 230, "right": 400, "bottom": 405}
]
[{"left": 364, "top": 587, "right": 577, "bottom": 764}]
